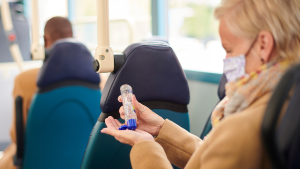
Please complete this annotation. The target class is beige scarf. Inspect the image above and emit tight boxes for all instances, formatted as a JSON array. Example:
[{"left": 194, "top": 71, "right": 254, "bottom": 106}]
[{"left": 211, "top": 61, "right": 291, "bottom": 127}]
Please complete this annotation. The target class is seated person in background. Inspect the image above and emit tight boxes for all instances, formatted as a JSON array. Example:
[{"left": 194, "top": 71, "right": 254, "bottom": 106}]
[
  {"left": 101, "top": 0, "right": 300, "bottom": 168},
  {"left": 0, "top": 16, "right": 74, "bottom": 169}
]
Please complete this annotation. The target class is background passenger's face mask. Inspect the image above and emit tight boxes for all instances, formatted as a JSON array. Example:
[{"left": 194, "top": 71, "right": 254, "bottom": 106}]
[{"left": 223, "top": 55, "right": 246, "bottom": 82}]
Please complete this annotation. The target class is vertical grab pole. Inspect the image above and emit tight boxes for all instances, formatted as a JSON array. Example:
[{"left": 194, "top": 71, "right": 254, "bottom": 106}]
[
  {"left": 93, "top": 0, "right": 114, "bottom": 73},
  {"left": 97, "top": 0, "right": 109, "bottom": 48},
  {"left": 1, "top": 0, "right": 24, "bottom": 71},
  {"left": 30, "top": 0, "right": 45, "bottom": 60}
]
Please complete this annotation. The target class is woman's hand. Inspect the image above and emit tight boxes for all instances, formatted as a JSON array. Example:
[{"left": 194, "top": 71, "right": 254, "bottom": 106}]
[
  {"left": 118, "top": 95, "right": 165, "bottom": 136},
  {"left": 101, "top": 116, "right": 154, "bottom": 146}
]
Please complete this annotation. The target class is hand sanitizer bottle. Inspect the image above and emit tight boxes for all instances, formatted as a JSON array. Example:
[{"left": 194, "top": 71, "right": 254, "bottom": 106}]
[{"left": 119, "top": 84, "right": 137, "bottom": 130}]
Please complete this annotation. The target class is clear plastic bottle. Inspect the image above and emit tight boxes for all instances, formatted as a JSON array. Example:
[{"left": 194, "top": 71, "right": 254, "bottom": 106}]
[{"left": 120, "top": 84, "right": 137, "bottom": 130}]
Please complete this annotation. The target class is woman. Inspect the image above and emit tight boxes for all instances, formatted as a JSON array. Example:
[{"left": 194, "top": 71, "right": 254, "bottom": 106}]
[{"left": 101, "top": 0, "right": 300, "bottom": 168}]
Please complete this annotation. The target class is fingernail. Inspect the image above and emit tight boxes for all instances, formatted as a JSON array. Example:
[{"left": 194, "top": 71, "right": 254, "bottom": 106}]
[{"left": 101, "top": 129, "right": 106, "bottom": 133}]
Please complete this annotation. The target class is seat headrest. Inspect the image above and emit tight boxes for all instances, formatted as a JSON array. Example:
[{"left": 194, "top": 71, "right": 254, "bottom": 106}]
[
  {"left": 142, "top": 36, "right": 169, "bottom": 44},
  {"left": 100, "top": 41, "right": 190, "bottom": 113},
  {"left": 37, "top": 42, "right": 100, "bottom": 88}
]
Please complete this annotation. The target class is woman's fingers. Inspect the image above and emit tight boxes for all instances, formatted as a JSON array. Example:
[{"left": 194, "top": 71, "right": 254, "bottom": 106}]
[
  {"left": 119, "top": 106, "right": 125, "bottom": 119},
  {"left": 101, "top": 128, "right": 132, "bottom": 145},
  {"left": 110, "top": 117, "right": 122, "bottom": 128},
  {"left": 105, "top": 116, "right": 119, "bottom": 130},
  {"left": 132, "top": 95, "right": 145, "bottom": 114},
  {"left": 104, "top": 116, "right": 126, "bottom": 130},
  {"left": 101, "top": 127, "right": 154, "bottom": 146},
  {"left": 115, "top": 119, "right": 123, "bottom": 126},
  {"left": 105, "top": 116, "right": 123, "bottom": 130},
  {"left": 118, "top": 95, "right": 122, "bottom": 102},
  {"left": 101, "top": 128, "right": 119, "bottom": 136}
]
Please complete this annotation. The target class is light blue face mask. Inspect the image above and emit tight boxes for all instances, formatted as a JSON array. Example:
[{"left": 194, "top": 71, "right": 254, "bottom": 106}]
[{"left": 223, "top": 38, "right": 258, "bottom": 82}]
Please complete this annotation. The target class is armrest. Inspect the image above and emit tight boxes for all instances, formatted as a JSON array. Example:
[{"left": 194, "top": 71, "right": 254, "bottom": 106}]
[{"left": 13, "top": 96, "right": 24, "bottom": 168}]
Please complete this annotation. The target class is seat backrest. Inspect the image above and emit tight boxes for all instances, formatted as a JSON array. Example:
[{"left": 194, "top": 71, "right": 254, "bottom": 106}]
[
  {"left": 81, "top": 41, "right": 190, "bottom": 169},
  {"left": 261, "top": 64, "right": 300, "bottom": 169},
  {"left": 0, "top": 2, "right": 31, "bottom": 62},
  {"left": 23, "top": 41, "right": 101, "bottom": 169}
]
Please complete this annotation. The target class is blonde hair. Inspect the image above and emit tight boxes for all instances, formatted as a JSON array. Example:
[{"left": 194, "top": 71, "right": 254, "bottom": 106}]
[{"left": 215, "top": 0, "right": 300, "bottom": 62}]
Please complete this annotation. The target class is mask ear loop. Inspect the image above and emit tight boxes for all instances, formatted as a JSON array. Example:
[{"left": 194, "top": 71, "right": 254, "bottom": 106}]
[
  {"left": 245, "top": 36, "right": 265, "bottom": 64},
  {"left": 245, "top": 36, "right": 258, "bottom": 57}
]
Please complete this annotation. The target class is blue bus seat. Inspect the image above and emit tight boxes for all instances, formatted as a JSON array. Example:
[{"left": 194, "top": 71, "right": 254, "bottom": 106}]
[
  {"left": 15, "top": 41, "right": 101, "bottom": 169},
  {"left": 81, "top": 41, "right": 190, "bottom": 169},
  {"left": 261, "top": 64, "right": 300, "bottom": 169}
]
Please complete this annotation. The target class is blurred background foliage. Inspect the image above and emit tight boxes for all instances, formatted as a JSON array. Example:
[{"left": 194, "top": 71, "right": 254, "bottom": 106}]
[{"left": 181, "top": 4, "right": 219, "bottom": 41}]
